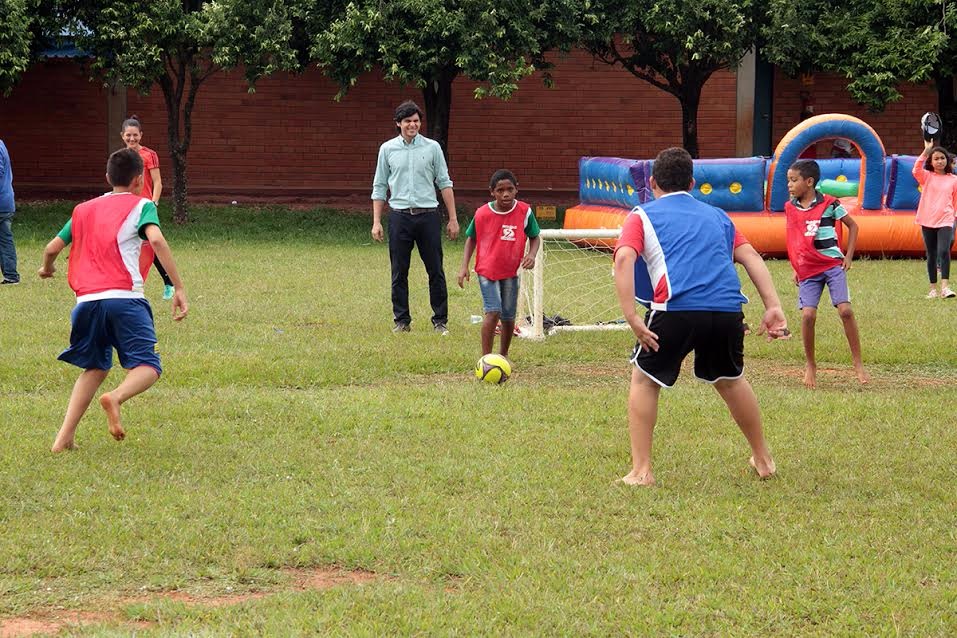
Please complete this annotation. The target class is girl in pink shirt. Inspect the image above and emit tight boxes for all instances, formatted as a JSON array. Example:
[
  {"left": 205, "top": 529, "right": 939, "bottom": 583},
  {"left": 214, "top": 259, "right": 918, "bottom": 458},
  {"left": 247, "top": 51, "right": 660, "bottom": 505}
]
[{"left": 913, "top": 139, "right": 957, "bottom": 298}]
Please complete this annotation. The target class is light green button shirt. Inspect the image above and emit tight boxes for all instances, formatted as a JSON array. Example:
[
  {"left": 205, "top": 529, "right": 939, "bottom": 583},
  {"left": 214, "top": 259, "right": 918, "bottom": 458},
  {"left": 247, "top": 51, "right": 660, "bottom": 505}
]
[{"left": 371, "top": 134, "right": 453, "bottom": 209}]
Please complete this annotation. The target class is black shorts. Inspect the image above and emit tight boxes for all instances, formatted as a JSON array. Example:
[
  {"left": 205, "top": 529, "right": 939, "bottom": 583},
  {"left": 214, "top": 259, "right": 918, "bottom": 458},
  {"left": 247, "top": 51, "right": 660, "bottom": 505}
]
[{"left": 630, "top": 310, "right": 745, "bottom": 387}]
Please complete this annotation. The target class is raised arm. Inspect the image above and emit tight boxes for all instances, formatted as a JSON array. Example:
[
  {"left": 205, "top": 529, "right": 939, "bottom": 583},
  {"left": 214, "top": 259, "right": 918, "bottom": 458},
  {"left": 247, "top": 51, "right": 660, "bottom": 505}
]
[{"left": 913, "top": 139, "right": 934, "bottom": 185}]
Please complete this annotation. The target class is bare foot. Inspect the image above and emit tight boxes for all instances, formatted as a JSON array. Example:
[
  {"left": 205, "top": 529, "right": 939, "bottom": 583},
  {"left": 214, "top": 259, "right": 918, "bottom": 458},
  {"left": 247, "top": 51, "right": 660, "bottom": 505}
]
[
  {"left": 803, "top": 365, "right": 817, "bottom": 389},
  {"left": 855, "top": 366, "right": 870, "bottom": 385},
  {"left": 51, "top": 440, "right": 78, "bottom": 453},
  {"left": 99, "top": 393, "right": 126, "bottom": 441},
  {"left": 618, "top": 470, "right": 656, "bottom": 486},
  {"left": 749, "top": 455, "right": 776, "bottom": 479}
]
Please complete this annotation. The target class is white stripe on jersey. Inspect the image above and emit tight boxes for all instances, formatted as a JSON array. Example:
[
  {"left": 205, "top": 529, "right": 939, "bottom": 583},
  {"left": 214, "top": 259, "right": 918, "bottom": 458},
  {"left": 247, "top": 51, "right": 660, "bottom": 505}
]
[
  {"left": 630, "top": 206, "right": 672, "bottom": 311},
  {"left": 117, "top": 197, "right": 148, "bottom": 295}
]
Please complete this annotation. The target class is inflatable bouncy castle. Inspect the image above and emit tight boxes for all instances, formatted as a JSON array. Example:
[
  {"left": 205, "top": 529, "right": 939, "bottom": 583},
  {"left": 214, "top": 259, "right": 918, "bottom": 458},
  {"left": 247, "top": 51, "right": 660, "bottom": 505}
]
[{"left": 564, "top": 114, "right": 935, "bottom": 256}]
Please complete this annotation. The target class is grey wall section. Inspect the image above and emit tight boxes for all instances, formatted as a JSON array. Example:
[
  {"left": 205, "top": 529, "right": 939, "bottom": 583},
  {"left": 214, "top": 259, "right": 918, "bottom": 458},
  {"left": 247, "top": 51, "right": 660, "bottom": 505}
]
[
  {"left": 752, "top": 52, "right": 774, "bottom": 156},
  {"left": 735, "top": 51, "right": 755, "bottom": 157}
]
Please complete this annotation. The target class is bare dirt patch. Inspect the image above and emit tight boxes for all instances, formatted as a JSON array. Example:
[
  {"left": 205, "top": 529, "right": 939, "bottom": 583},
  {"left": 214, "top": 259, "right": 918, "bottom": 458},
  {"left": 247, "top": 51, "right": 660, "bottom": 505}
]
[
  {"left": 0, "top": 566, "right": 380, "bottom": 637},
  {"left": 0, "top": 611, "right": 151, "bottom": 638}
]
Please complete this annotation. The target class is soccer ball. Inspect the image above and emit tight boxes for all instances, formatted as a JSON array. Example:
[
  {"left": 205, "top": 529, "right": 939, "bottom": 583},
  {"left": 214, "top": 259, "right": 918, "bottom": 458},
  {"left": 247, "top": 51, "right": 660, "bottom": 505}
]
[{"left": 475, "top": 354, "right": 511, "bottom": 384}]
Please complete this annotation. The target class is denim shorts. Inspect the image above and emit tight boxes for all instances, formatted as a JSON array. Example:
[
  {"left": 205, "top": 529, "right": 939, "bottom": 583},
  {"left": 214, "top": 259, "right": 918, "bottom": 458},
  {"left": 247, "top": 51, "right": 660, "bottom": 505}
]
[{"left": 478, "top": 275, "right": 519, "bottom": 321}]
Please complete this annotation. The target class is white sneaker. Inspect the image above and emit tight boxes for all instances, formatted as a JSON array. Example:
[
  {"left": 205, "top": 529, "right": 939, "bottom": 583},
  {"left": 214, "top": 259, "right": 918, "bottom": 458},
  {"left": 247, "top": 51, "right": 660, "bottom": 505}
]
[
  {"left": 943, "top": 287, "right": 956, "bottom": 298},
  {"left": 927, "top": 289, "right": 939, "bottom": 299}
]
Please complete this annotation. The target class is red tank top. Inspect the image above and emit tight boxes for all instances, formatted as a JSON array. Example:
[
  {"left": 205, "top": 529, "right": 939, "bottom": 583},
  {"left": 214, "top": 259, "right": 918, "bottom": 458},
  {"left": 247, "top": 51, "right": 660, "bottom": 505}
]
[{"left": 472, "top": 201, "right": 532, "bottom": 281}]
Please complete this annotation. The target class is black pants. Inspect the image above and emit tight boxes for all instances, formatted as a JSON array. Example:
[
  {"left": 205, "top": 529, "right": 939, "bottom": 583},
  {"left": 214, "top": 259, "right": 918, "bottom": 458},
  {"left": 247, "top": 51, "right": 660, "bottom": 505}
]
[
  {"left": 921, "top": 225, "right": 955, "bottom": 282},
  {"left": 388, "top": 209, "right": 447, "bottom": 326},
  {"left": 153, "top": 256, "right": 173, "bottom": 286}
]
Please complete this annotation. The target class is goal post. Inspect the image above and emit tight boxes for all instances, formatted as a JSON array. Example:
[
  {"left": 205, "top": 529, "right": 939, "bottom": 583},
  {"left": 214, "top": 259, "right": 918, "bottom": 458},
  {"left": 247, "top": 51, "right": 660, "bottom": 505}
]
[{"left": 517, "top": 228, "right": 629, "bottom": 340}]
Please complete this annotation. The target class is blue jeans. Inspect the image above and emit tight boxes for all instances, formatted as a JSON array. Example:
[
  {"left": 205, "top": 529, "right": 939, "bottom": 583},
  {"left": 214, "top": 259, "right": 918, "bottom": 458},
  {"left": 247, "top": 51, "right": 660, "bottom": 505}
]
[
  {"left": 0, "top": 214, "right": 18, "bottom": 282},
  {"left": 478, "top": 275, "right": 519, "bottom": 321}
]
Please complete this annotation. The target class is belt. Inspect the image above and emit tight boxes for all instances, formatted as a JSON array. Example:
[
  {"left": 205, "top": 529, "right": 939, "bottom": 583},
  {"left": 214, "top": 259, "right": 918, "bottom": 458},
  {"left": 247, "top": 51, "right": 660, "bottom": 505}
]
[{"left": 392, "top": 207, "right": 437, "bottom": 215}]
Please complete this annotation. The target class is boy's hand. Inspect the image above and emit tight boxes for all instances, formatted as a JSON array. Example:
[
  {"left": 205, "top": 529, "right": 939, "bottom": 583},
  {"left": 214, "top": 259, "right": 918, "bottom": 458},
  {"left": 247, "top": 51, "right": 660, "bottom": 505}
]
[
  {"left": 171, "top": 289, "right": 189, "bottom": 321},
  {"left": 371, "top": 222, "right": 384, "bottom": 242},
  {"left": 793, "top": 271, "right": 799, "bottom": 286},
  {"left": 38, "top": 265, "right": 55, "bottom": 278},
  {"left": 842, "top": 255, "right": 853, "bottom": 271},
  {"left": 446, "top": 218, "right": 460, "bottom": 241},
  {"left": 520, "top": 253, "right": 536, "bottom": 270},
  {"left": 457, "top": 268, "right": 469, "bottom": 289},
  {"left": 630, "top": 318, "right": 659, "bottom": 352},
  {"left": 758, "top": 306, "right": 790, "bottom": 341}
]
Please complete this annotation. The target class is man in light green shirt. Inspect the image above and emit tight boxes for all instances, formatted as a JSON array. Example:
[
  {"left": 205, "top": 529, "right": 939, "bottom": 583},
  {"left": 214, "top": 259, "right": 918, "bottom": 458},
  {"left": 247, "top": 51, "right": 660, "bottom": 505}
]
[{"left": 371, "top": 100, "right": 459, "bottom": 335}]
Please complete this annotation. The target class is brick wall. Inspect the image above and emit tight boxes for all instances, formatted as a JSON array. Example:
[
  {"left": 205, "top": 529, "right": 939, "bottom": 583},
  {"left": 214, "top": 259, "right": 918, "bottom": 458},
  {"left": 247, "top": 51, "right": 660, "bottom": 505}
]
[
  {"left": 771, "top": 68, "right": 937, "bottom": 157},
  {"left": 0, "top": 59, "right": 111, "bottom": 195},
  {"left": 0, "top": 54, "right": 938, "bottom": 204},
  {"left": 1, "top": 52, "right": 736, "bottom": 202}
]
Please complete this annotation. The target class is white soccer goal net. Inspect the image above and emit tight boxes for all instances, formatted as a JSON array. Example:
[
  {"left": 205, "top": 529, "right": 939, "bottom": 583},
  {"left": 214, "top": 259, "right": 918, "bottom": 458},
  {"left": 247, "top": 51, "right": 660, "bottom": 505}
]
[{"left": 517, "top": 228, "right": 629, "bottom": 340}]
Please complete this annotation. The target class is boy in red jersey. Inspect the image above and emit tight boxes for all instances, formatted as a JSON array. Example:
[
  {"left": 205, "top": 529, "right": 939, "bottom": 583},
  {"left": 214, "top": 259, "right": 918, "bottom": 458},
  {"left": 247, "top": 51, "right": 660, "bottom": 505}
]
[
  {"left": 38, "top": 148, "right": 188, "bottom": 452},
  {"left": 457, "top": 170, "right": 541, "bottom": 358},
  {"left": 785, "top": 159, "right": 867, "bottom": 389}
]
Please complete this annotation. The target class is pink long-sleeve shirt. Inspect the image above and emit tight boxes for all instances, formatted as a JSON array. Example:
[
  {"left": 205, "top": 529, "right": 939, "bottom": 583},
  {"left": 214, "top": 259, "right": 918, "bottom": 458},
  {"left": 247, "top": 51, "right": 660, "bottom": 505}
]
[{"left": 913, "top": 154, "right": 957, "bottom": 228}]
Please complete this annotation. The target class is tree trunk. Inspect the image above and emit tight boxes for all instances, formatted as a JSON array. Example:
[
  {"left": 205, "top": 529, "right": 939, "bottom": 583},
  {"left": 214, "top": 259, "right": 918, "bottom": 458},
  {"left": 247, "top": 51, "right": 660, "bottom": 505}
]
[
  {"left": 159, "top": 56, "right": 206, "bottom": 224},
  {"left": 421, "top": 66, "right": 457, "bottom": 217},
  {"left": 679, "top": 82, "right": 703, "bottom": 158},
  {"left": 421, "top": 66, "right": 457, "bottom": 166}
]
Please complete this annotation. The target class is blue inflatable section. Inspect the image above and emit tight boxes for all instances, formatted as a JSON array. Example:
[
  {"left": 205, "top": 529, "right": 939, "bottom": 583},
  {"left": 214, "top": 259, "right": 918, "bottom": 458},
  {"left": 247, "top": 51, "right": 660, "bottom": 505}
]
[
  {"left": 810, "top": 157, "right": 895, "bottom": 194},
  {"left": 886, "top": 156, "right": 922, "bottom": 210},
  {"left": 883, "top": 155, "right": 957, "bottom": 210},
  {"left": 691, "top": 158, "right": 766, "bottom": 212},
  {"left": 769, "top": 119, "right": 885, "bottom": 211},
  {"left": 581, "top": 156, "right": 768, "bottom": 213},
  {"left": 579, "top": 157, "right": 650, "bottom": 208}
]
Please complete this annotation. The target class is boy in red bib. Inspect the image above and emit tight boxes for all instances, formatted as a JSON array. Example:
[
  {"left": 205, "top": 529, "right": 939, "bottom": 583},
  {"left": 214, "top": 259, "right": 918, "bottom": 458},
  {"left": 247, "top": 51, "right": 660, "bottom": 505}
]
[
  {"left": 785, "top": 159, "right": 867, "bottom": 389},
  {"left": 457, "top": 170, "right": 541, "bottom": 358},
  {"left": 38, "top": 148, "right": 188, "bottom": 452}
]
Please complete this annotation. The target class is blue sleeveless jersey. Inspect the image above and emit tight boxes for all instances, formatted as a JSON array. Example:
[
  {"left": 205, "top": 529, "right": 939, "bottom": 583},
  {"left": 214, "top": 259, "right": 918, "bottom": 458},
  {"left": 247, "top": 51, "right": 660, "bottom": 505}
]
[{"left": 627, "top": 192, "right": 747, "bottom": 311}]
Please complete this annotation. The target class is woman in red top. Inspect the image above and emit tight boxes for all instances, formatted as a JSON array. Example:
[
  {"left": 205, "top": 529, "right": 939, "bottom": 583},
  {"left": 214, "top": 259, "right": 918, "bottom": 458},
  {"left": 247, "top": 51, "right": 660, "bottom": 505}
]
[
  {"left": 121, "top": 116, "right": 175, "bottom": 300},
  {"left": 913, "top": 138, "right": 957, "bottom": 298}
]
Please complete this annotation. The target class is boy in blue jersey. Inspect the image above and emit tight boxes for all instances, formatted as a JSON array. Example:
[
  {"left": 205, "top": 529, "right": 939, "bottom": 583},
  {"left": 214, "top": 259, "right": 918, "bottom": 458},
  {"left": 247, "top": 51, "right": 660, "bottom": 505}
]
[{"left": 613, "top": 147, "right": 789, "bottom": 486}]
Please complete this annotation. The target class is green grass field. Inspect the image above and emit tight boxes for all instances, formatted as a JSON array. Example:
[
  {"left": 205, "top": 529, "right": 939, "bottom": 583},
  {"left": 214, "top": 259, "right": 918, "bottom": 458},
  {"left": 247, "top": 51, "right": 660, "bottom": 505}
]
[{"left": 2, "top": 202, "right": 956, "bottom": 636}]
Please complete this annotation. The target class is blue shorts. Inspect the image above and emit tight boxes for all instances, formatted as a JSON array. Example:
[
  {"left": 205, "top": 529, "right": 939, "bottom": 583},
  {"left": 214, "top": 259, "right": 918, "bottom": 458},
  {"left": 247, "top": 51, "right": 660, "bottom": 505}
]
[
  {"left": 798, "top": 265, "right": 850, "bottom": 309},
  {"left": 58, "top": 298, "right": 162, "bottom": 375},
  {"left": 478, "top": 275, "right": 519, "bottom": 321}
]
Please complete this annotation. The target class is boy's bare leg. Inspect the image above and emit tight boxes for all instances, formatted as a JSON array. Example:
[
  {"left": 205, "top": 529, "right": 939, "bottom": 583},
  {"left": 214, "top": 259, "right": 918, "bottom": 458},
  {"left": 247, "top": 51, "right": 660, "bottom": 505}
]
[
  {"left": 52, "top": 368, "right": 110, "bottom": 452},
  {"left": 801, "top": 307, "right": 818, "bottom": 389},
  {"left": 713, "top": 377, "right": 776, "bottom": 478},
  {"left": 99, "top": 365, "right": 160, "bottom": 440},
  {"left": 621, "top": 368, "right": 660, "bottom": 486},
  {"left": 837, "top": 302, "right": 869, "bottom": 384},
  {"left": 481, "top": 312, "right": 498, "bottom": 356},
  {"left": 499, "top": 320, "right": 515, "bottom": 358}
]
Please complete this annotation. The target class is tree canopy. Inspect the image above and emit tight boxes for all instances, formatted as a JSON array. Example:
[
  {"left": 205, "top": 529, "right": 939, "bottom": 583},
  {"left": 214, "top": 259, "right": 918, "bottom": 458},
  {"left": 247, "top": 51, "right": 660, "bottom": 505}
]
[
  {"left": 0, "top": 0, "right": 36, "bottom": 95},
  {"left": 312, "top": 0, "right": 581, "bottom": 161},
  {"left": 59, "top": 0, "right": 309, "bottom": 222},
  {"left": 581, "top": 0, "right": 766, "bottom": 157},
  {"left": 762, "top": 0, "right": 948, "bottom": 111}
]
